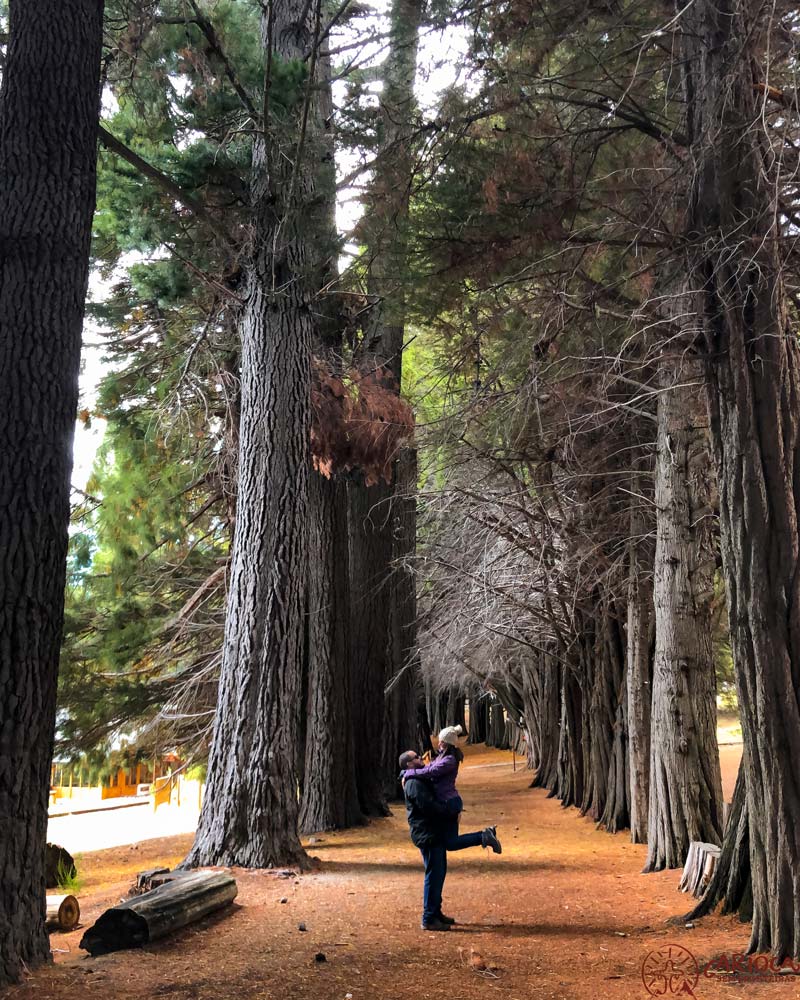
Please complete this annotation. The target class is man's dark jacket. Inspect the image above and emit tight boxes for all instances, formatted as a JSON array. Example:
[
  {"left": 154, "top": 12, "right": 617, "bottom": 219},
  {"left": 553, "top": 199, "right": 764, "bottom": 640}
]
[{"left": 403, "top": 772, "right": 448, "bottom": 848}]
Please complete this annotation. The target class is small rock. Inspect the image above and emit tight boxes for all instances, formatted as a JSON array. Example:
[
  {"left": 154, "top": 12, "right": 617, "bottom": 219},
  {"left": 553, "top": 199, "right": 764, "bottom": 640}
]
[
  {"left": 685, "top": 922, "right": 695, "bottom": 929},
  {"left": 279, "top": 897, "right": 288, "bottom": 904},
  {"left": 315, "top": 952, "right": 327, "bottom": 963},
  {"left": 298, "top": 922, "right": 307, "bottom": 932}
]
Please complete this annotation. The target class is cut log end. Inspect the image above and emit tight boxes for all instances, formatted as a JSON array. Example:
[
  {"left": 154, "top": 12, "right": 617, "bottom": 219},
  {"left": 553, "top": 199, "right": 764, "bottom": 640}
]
[{"left": 46, "top": 894, "right": 81, "bottom": 932}]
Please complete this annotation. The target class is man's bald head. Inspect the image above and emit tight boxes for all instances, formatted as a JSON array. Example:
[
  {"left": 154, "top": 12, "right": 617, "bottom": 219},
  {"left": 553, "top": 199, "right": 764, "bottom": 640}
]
[{"left": 399, "top": 750, "right": 422, "bottom": 770}]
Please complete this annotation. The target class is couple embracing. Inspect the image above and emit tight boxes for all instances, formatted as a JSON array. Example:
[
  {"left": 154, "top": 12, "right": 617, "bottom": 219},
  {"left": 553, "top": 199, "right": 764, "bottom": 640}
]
[{"left": 399, "top": 725, "right": 502, "bottom": 931}]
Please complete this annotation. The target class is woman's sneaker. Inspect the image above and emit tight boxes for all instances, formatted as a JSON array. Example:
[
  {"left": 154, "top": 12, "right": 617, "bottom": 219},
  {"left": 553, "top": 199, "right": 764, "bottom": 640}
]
[{"left": 481, "top": 826, "right": 502, "bottom": 854}]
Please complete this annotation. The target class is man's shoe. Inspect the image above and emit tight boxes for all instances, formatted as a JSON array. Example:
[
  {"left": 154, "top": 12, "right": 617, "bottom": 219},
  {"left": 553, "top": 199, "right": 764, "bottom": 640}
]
[
  {"left": 436, "top": 912, "right": 456, "bottom": 925},
  {"left": 421, "top": 917, "right": 451, "bottom": 931},
  {"left": 481, "top": 825, "right": 502, "bottom": 854}
]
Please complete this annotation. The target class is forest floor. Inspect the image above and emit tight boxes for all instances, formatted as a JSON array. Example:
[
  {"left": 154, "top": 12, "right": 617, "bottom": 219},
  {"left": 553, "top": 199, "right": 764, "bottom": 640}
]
[{"left": 11, "top": 741, "right": 794, "bottom": 1000}]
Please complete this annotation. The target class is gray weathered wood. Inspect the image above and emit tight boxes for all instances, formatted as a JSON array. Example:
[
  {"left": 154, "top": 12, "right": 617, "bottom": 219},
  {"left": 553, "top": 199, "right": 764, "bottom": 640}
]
[
  {"left": 79, "top": 872, "right": 237, "bottom": 955},
  {"left": 679, "top": 841, "right": 721, "bottom": 898},
  {"left": 645, "top": 354, "right": 723, "bottom": 872}
]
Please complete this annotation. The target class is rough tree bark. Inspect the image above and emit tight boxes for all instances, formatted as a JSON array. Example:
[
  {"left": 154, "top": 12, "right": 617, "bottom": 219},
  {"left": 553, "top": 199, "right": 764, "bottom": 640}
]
[
  {"left": 349, "top": 476, "right": 394, "bottom": 815},
  {"left": 555, "top": 660, "right": 584, "bottom": 808},
  {"left": 184, "top": 0, "right": 327, "bottom": 868},
  {"left": 681, "top": 0, "right": 800, "bottom": 956},
  {"left": 644, "top": 358, "right": 722, "bottom": 871},
  {"left": 0, "top": 1, "right": 104, "bottom": 985},
  {"left": 529, "top": 652, "right": 560, "bottom": 791},
  {"left": 626, "top": 476, "right": 654, "bottom": 844},
  {"left": 599, "top": 605, "right": 629, "bottom": 834},
  {"left": 350, "top": 0, "right": 424, "bottom": 809},
  {"left": 487, "top": 701, "right": 507, "bottom": 748},
  {"left": 299, "top": 33, "right": 364, "bottom": 834},
  {"left": 467, "top": 693, "right": 488, "bottom": 744},
  {"left": 300, "top": 474, "right": 364, "bottom": 832},
  {"left": 446, "top": 689, "right": 467, "bottom": 731},
  {"left": 382, "top": 447, "right": 424, "bottom": 797},
  {"left": 582, "top": 599, "right": 626, "bottom": 827}
]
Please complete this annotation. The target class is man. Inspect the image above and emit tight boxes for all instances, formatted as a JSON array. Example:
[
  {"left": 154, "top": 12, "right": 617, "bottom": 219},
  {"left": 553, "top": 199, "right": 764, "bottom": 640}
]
[{"left": 399, "top": 749, "right": 453, "bottom": 931}]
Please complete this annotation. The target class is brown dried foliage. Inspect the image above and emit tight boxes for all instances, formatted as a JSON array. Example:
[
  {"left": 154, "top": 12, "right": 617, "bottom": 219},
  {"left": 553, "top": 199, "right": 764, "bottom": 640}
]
[{"left": 310, "top": 359, "right": 415, "bottom": 485}]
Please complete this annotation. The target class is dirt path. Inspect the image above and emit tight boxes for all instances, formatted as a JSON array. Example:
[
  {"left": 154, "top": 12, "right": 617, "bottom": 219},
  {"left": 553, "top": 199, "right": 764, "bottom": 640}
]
[{"left": 10, "top": 743, "right": 791, "bottom": 1000}]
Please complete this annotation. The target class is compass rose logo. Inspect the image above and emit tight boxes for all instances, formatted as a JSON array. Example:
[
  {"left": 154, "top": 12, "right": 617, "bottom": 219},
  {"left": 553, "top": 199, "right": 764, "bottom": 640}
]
[{"left": 641, "top": 944, "right": 700, "bottom": 997}]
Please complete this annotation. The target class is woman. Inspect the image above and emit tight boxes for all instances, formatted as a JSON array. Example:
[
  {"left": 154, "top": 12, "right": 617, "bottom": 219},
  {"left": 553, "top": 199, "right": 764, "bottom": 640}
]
[{"left": 402, "top": 725, "right": 502, "bottom": 853}]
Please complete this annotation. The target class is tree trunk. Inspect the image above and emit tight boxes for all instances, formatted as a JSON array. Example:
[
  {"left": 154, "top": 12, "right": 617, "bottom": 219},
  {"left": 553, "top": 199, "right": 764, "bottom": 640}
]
[
  {"left": 626, "top": 478, "right": 654, "bottom": 844},
  {"left": 0, "top": 1, "right": 103, "bottom": 986},
  {"left": 430, "top": 690, "right": 449, "bottom": 735},
  {"left": 644, "top": 358, "right": 722, "bottom": 871},
  {"left": 599, "top": 608, "right": 629, "bottom": 834},
  {"left": 581, "top": 602, "right": 619, "bottom": 824},
  {"left": 382, "top": 447, "right": 423, "bottom": 797},
  {"left": 300, "top": 473, "right": 364, "bottom": 833},
  {"left": 446, "top": 689, "right": 466, "bottom": 731},
  {"left": 349, "top": 475, "right": 393, "bottom": 816},
  {"left": 555, "top": 662, "right": 584, "bottom": 808},
  {"left": 184, "top": 0, "right": 328, "bottom": 869},
  {"left": 681, "top": 0, "right": 800, "bottom": 956},
  {"left": 416, "top": 692, "right": 433, "bottom": 754},
  {"left": 351, "top": 0, "right": 424, "bottom": 803},
  {"left": 487, "top": 700, "right": 506, "bottom": 748},
  {"left": 529, "top": 652, "right": 560, "bottom": 792},
  {"left": 467, "top": 694, "right": 488, "bottom": 744},
  {"left": 299, "top": 32, "right": 363, "bottom": 834}
]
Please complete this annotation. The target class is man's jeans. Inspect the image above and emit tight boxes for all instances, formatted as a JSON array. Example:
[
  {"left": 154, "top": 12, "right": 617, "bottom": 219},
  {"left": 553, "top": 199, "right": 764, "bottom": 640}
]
[
  {"left": 420, "top": 843, "right": 447, "bottom": 924},
  {"left": 419, "top": 828, "right": 483, "bottom": 923}
]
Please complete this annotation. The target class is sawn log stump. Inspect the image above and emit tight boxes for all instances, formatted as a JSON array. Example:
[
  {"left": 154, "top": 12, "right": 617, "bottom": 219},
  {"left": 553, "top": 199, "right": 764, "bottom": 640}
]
[{"left": 46, "top": 894, "right": 80, "bottom": 931}]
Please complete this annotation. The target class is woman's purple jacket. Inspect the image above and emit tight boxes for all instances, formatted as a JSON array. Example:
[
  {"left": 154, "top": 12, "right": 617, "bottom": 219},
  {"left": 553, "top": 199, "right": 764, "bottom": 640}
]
[{"left": 402, "top": 751, "right": 460, "bottom": 802}]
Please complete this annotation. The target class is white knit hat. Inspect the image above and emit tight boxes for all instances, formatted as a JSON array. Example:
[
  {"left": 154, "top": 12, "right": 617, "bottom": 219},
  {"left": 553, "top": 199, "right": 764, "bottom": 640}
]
[{"left": 438, "top": 725, "right": 464, "bottom": 746}]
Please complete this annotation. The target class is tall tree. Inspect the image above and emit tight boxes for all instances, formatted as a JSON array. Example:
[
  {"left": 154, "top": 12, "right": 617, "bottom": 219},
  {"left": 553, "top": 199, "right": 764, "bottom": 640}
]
[
  {"left": 184, "top": 0, "right": 328, "bottom": 869},
  {"left": 300, "top": 30, "right": 364, "bottom": 834},
  {"left": 0, "top": 0, "right": 104, "bottom": 985},
  {"left": 682, "top": 0, "right": 800, "bottom": 958},
  {"left": 626, "top": 466, "right": 654, "bottom": 844},
  {"left": 350, "top": 0, "right": 424, "bottom": 811},
  {"left": 645, "top": 356, "right": 723, "bottom": 870}
]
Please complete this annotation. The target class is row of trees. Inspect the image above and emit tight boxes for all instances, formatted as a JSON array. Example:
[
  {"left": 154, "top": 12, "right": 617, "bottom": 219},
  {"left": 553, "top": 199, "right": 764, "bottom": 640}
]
[
  {"left": 4, "top": 0, "right": 800, "bottom": 986},
  {"left": 414, "top": 0, "right": 800, "bottom": 960}
]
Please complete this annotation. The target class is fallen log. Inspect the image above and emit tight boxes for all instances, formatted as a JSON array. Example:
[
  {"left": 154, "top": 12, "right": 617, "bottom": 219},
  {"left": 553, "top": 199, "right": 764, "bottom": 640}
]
[
  {"left": 679, "top": 841, "right": 721, "bottom": 898},
  {"left": 80, "top": 871, "right": 237, "bottom": 956},
  {"left": 46, "top": 894, "right": 80, "bottom": 931}
]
